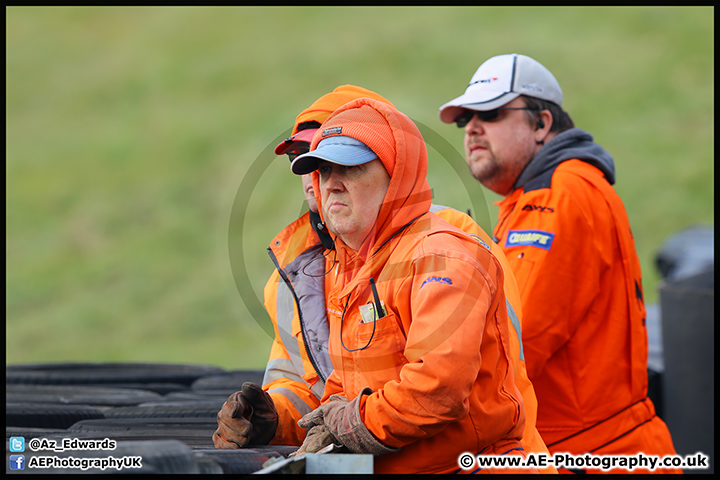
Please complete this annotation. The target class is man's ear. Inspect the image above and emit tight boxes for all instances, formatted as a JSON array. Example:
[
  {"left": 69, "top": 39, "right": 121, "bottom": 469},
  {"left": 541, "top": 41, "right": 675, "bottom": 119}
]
[
  {"left": 535, "top": 110, "right": 553, "bottom": 145},
  {"left": 535, "top": 109, "right": 553, "bottom": 131}
]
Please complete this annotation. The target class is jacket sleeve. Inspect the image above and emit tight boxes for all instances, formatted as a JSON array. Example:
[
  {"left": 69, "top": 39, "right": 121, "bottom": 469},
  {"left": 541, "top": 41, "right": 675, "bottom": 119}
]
[
  {"left": 262, "top": 272, "right": 322, "bottom": 446},
  {"left": 262, "top": 342, "right": 321, "bottom": 446},
  {"left": 501, "top": 183, "right": 609, "bottom": 380},
  {"left": 320, "top": 368, "right": 346, "bottom": 401},
  {"left": 360, "top": 237, "right": 522, "bottom": 448}
]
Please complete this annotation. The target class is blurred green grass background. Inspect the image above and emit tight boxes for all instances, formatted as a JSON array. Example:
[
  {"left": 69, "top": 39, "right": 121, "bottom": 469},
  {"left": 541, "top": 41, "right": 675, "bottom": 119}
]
[{"left": 6, "top": 7, "right": 713, "bottom": 369}]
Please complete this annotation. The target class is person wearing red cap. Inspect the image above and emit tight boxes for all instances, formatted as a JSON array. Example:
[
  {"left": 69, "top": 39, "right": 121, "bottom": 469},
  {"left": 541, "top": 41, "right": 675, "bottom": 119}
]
[
  {"left": 286, "top": 98, "right": 539, "bottom": 474},
  {"left": 213, "top": 86, "right": 398, "bottom": 449},
  {"left": 438, "top": 53, "right": 680, "bottom": 473}
]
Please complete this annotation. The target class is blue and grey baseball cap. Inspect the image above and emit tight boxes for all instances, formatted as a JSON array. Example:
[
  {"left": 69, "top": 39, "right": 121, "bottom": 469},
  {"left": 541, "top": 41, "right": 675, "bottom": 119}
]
[{"left": 291, "top": 136, "right": 378, "bottom": 175}]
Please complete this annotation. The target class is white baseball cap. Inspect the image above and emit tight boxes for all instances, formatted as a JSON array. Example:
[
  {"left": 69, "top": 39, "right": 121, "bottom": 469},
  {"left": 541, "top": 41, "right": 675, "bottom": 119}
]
[{"left": 439, "top": 53, "right": 563, "bottom": 124}]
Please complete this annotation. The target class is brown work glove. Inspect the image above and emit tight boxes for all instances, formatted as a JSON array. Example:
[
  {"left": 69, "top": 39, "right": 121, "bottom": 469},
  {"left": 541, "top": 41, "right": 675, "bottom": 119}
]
[
  {"left": 213, "top": 382, "right": 278, "bottom": 449},
  {"left": 295, "top": 387, "right": 398, "bottom": 456}
]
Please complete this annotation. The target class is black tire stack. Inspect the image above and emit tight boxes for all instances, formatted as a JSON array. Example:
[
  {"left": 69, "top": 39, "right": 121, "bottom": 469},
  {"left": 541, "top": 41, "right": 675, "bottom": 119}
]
[{"left": 5, "top": 363, "right": 295, "bottom": 474}]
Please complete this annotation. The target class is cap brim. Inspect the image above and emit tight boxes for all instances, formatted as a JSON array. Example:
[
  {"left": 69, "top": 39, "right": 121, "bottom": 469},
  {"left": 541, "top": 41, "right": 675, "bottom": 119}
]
[
  {"left": 438, "top": 92, "right": 520, "bottom": 123},
  {"left": 291, "top": 142, "right": 378, "bottom": 175},
  {"left": 274, "top": 128, "right": 317, "bottom": 155}
]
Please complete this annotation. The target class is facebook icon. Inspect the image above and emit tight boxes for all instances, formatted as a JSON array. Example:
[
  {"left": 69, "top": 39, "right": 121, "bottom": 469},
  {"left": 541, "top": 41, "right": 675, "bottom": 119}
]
[{"left": 9, "top": 455, "right": 25, "bottom": 471}]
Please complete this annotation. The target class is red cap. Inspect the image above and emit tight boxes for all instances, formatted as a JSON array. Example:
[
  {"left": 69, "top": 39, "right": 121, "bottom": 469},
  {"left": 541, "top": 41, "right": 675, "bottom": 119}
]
[
  {"left": 275, "top": 85, "right": 394, "bottom": 157},
  {"left": 274, "top": 128, "right": 317, "bottom": 156}
]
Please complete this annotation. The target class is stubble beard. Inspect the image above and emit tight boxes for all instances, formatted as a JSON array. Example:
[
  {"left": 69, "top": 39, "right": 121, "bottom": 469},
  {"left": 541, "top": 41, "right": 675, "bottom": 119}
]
[{"left": 468, "top": 151, "right": 504, "bottom": 193}]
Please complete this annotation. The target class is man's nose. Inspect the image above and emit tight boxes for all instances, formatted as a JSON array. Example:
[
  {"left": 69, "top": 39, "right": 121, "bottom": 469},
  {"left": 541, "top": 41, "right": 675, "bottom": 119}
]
[
  {"left": 465, "top": 116, "right": 485, "bottom": 135},
  {"left": 321, "top": 167, "right": 345, "bottom": 191}
]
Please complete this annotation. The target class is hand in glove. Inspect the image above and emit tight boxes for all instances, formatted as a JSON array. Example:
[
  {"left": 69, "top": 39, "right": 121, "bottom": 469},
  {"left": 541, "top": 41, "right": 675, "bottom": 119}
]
[
  {"left": 294, "top": 387, "right": 398, "bottom": 456},
  {"left": 213, "top": 382, "right": 278, "bottom": 448},
  {"left": 290, "top": 424, "right": 341, "bottom": 457}
]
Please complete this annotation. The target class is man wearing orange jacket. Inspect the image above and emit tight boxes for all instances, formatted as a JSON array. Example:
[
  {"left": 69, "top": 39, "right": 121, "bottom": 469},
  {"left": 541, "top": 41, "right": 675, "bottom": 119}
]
[
  {"left": 213, "top": 86, "right": 393, "bottom": 448},
  {"left": 214, "top": 86, "right": 556, "bottom": 472},
  {"left": 438, "top": 53, "right": 680, "bottom": 474},
  {"left": 286, "top": 97, "right": 538, "bottom": 474}
]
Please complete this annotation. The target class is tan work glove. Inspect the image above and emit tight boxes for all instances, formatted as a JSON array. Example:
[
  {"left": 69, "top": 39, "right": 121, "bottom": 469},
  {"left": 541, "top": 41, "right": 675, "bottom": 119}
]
[
  {"left": 290, "top": 424, "right": 342, "bottom": 457},
  {"left": 294, "top": 387, "right": 398, "bottom": 456},
  {"left": 213, "top": 382, "right": 278, "bottom": 448}
]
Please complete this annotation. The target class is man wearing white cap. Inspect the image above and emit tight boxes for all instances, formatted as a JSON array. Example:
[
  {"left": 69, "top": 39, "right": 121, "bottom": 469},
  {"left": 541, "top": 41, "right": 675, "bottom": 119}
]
[{"left": 439, "top": 53, "right": 680, "bottom": 473}]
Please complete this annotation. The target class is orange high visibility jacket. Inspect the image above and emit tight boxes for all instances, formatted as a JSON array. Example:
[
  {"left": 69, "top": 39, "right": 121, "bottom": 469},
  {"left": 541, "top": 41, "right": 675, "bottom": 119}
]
[
  {"left": 494, "top": 134, "right": 679, "bottom": 473},
  {"left": 262, "top": 211, "right": 331, "bottom": 446},
  {"left": 262, "top": 206, "right": 555, "bottom": 472},
  {"left": 308, "top": 98, "right": 533, "bottom": 474}
]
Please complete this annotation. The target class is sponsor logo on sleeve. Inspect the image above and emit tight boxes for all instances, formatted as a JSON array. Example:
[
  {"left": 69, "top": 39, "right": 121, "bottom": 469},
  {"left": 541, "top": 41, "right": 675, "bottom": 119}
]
[
  {"left": 521, "top": 204, "right": 554, "bottom": 213},
  {"left": 469, "top": 234, "right": 491, "bottom": 250},
  {"left": 505, "top": 229, "right": 555, "bottom": 250},
  {"left": 420, "top": 276, "right": 453, "bottom": 289}
]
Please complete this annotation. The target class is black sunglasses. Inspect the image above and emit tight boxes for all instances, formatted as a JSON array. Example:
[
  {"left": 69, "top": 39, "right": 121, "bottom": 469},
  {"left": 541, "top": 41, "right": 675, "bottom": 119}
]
[
  {"left": 454, "top": 107, "right": 537, "bottom": 128},
  {"left": 286, "top": 147, "right": 310, "bottom": 162}
]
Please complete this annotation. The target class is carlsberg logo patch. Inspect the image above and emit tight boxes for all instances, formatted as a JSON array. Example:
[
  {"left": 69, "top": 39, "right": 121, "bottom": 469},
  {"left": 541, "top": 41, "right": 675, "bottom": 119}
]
[{"left": 505, "top": 229, "right": 555, "bottom": 250}]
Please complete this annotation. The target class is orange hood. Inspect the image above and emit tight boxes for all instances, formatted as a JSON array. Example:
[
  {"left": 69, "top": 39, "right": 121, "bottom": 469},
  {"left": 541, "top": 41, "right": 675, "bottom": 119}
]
[
  {"left": 291, "top": 85, "right": 394, "bottom": 135},
  {"left": 309, "top": 98, "right": 432, "bottom": 262}
]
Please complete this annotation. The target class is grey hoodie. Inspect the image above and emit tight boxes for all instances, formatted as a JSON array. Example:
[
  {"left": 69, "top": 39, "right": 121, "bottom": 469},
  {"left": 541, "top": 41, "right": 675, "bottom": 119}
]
[{"left": 513, "top": 128, "right": 616, "bottom": 190}]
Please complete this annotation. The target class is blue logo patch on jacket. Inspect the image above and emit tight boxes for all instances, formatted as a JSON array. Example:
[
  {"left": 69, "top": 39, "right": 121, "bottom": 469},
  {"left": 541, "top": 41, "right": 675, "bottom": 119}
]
[
  {"left": 505, "top": 229, "right": 555, "bottom": 250},
  {"left": 420, "top": 276, "right": 453, "bottom": 289}
]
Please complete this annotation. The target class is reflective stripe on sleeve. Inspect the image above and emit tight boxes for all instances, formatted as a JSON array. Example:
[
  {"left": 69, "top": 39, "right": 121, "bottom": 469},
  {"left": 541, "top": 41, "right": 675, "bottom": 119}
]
[
  {"left": 263, "top": 357, "right": 305, "bottom": 386},
  {"left": 268, "top": 387, "right": 314, "bottom": 417},
  {"left": 506, "top": 299, "right": 524, "bottom": 361},
  {"left": 276, "top": 280, "right": 304, "bottom": 373}
]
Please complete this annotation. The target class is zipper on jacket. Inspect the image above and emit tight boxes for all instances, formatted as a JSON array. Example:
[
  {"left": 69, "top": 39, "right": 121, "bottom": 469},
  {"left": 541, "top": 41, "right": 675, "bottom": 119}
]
[
  {"left": 493, "top": 203, "right": 517, "bottom": 244},
  {"left": 267, "top": 246, "right": 327, "bottom": 384}
]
